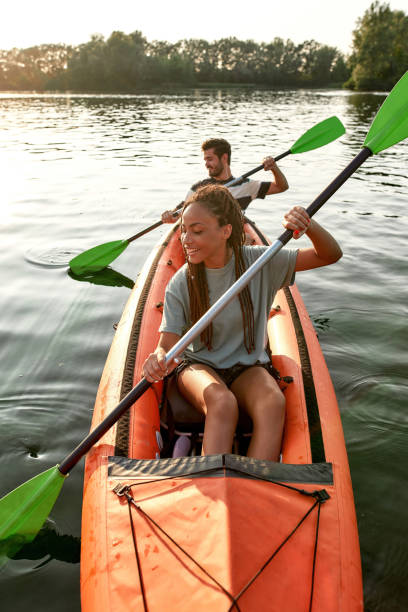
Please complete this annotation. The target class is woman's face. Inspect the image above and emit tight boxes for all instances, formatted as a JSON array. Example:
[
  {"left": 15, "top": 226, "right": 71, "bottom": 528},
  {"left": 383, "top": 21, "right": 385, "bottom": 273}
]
[{"left": 181, "top": 202, "right": 232, "bottom": 268}]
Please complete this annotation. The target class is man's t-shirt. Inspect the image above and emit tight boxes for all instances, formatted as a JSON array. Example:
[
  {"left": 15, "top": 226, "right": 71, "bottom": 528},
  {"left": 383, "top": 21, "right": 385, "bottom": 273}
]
[{"left": 185, "top": 177, "right": 271, "bottom": 211}]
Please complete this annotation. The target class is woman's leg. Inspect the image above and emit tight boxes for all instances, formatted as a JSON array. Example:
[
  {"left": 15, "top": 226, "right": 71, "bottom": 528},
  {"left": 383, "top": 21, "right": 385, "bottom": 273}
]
[
  {"left": 177, "top": 363, "right": 239, "bottom": 455},
  {"left": 230, "top": 367, "right": 285, "bottom": 461}
]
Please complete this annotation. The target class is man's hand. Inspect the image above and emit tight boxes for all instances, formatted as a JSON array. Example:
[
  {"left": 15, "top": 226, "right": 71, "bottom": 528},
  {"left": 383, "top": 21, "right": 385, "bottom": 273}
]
[
  {"left": 262, "top": 156, "right": 279, "bottom": 172},
  {"left": 161, "top": 209, "right": 181, "bottom": 224}
]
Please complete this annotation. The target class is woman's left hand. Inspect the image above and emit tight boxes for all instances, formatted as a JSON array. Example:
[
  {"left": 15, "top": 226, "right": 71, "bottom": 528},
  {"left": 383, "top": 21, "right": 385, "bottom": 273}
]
[{"left": 283, "top": 206, "right": 311, "bottom": 239}]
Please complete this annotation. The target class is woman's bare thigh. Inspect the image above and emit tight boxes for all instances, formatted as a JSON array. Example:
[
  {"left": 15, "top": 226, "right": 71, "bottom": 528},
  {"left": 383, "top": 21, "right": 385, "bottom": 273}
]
[
  {"left": 177, "top": 363, "right": 229, "bottom": 415},
  {"left": 230, "top": 365, "right": 284, "bottom": 419}
]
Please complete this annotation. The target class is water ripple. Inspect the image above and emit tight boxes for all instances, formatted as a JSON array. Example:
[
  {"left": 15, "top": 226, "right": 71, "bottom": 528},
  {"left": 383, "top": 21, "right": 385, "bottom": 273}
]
[{"left": 24, "top": 246, "right": 77, "bottom": 267}]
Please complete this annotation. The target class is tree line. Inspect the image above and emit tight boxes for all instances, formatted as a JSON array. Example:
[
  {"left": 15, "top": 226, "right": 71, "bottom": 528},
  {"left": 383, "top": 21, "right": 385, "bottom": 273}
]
[{"left": 0, "top": 3, "right": 406, "bottom": 92}]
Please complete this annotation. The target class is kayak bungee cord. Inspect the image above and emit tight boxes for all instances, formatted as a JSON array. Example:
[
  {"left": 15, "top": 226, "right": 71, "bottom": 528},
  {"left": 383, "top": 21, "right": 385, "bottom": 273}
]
[{"left": 113, "top": 461, "right": 330, "bottom": 612}]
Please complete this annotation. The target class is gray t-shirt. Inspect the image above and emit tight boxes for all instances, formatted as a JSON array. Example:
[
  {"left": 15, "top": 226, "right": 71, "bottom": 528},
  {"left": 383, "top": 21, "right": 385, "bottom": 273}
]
[{"left": 159, "top": 245, "right": 298, "bottom": 368}]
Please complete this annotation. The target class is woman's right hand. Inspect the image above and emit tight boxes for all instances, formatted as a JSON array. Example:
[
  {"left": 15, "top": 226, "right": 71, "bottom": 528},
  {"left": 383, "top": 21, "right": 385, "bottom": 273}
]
[{"left": 142, "top": 348, "right": 168, "bottom": 382}]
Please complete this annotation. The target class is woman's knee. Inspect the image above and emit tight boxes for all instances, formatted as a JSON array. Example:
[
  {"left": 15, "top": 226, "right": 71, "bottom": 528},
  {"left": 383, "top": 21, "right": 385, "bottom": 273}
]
[{"left": 204, "top": 388, "right": 239, "bottom": 422}]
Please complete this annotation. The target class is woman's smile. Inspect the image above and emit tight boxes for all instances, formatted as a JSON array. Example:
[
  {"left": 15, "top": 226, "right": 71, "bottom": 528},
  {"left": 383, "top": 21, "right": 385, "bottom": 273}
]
[{"left": 181, "top": 202, "right": 232, "bottom": 268}]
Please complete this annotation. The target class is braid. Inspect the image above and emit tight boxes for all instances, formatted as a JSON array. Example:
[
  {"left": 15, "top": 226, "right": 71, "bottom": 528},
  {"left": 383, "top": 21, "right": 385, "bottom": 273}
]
[{"left": 182, "top": 184, "right": 255, "bottom": 353}]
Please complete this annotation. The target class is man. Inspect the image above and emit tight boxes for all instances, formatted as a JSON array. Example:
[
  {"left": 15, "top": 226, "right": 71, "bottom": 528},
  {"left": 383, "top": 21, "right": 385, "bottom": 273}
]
[{"left": 161, "top": 138, "right": 289, "bottom": 223}]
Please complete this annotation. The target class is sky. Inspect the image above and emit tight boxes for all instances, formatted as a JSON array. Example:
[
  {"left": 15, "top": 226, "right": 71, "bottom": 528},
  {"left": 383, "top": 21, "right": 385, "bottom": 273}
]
[{"left": 1, "top": 0, "right": 407, "bottom": 55}]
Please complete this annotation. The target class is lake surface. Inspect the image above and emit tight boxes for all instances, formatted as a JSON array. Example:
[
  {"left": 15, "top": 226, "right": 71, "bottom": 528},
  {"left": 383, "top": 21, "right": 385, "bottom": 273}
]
[{"left": 0, "top": 88, "right": 407, "bottom": 611}]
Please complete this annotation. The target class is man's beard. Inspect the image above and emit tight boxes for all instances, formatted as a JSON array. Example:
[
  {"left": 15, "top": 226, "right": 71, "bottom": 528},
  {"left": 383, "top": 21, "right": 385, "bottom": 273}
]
[{"left": 208, "top": 160, "right": 224, "bottom": 178}]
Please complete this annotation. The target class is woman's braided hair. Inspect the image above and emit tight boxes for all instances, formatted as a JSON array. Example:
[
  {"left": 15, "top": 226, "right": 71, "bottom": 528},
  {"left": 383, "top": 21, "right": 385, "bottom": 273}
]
[{"left": 182, "top": 184, "right": 255, "bottom": 353}]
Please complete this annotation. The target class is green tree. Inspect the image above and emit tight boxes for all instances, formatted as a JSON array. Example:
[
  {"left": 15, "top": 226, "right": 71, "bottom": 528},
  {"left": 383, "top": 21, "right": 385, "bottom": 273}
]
[
  {"left": 298, "top": 40, "right": 345, "bottom": 86},
  {"left": 66, "top": 35, "right": 108, "bottom": 90},
  {"left": 0, "top": 31, "right": 351, "bottom": 92},
  {"left": 66, "top": 31, "right": 147, "bottom": 91},
  {"left": 145, "top": 40, "right": 195, "bottom": 86},
  {"left": 346, "top": 1, "right": 408, "bottom": 90},
  {"left": 263, "top": 38, "right": 303, "bottom": 86},
  {"left": 0, "top": 44, "right": 72, "bottom": 90},
  {"left": 105, "top": 30, "right": 147, "bottom": 90},
  {"left": 179, "top": 39, "right": 216, "bottom": 82}
]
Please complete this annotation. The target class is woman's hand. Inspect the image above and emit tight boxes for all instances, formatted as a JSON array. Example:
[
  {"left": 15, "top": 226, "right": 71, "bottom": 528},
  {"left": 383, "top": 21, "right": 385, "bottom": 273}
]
[
  {"left": 142, "top": 348, "right": 169, "bottom": 382},
  {"left": 283, "top": 205, "right": 311, "bottom": 239},
  {"left": 142, "top": 332, "right": 181, "bottom": 382}
]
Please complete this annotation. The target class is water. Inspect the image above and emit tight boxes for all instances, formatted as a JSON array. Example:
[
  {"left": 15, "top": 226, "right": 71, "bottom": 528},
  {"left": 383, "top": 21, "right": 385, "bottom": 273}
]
[{"left": 0, "top": 89, "right": 407, "bottom": 611}]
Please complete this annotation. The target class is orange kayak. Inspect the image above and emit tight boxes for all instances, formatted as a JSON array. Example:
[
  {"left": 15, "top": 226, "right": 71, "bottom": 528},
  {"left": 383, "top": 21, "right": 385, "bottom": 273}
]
[{"left": 80, "top": 220, "right": 363, "bottom": 611}]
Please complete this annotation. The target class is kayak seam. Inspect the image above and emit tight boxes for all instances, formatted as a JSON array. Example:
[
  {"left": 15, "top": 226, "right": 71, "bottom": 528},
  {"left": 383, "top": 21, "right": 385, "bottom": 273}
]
[{"left": 283, "top": 286, "right": 326, "bottom": 463}]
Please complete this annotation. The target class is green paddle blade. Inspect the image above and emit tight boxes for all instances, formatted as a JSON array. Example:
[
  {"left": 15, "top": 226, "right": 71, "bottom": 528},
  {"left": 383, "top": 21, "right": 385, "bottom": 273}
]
[
  {"left": 0, "top": 465, "right": 65, "bottom": 563},
  {"left": 69, "top": 239, "right": 129, "bottom": 275},
  {"left": 364, "top": 71, "right": 408, "bottom": 154},
  {"left": 290, "top": 116, "right": 345, "bottom": 154}
]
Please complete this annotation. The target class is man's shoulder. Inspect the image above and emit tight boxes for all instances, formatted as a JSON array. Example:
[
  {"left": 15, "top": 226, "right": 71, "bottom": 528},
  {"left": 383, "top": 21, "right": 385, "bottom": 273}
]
[{"left": 190, "top": 177, "right": 216, "bottom": 191}]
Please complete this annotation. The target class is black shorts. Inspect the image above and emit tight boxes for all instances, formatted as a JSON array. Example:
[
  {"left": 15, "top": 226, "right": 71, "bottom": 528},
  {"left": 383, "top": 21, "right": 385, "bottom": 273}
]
[{"left": 174, "top": 359, "right": 281, "bottom": 389}]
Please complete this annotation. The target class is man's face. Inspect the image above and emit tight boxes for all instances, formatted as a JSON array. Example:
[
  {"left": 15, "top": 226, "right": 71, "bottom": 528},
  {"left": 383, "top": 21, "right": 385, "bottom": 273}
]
[{"left": 203, "top": 148, "right": 226, "bottom": 178}]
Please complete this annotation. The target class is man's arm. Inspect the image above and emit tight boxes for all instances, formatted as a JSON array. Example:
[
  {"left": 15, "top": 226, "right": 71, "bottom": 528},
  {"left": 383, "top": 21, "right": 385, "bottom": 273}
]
[{"left": 263, "top": 157, "right": 289, "bottom": 194}]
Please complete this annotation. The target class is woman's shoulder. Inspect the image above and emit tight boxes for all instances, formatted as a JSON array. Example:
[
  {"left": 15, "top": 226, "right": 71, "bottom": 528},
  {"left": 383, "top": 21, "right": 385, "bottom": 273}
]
[
  {"left": 242, "top": 244, "right": 268, "bottom": 264},
  {"left": 166, "top": 263, "right": 189, "bottom": 292},
  {"left": 241, "top": 244, "right": 298, "bottom": 271}
]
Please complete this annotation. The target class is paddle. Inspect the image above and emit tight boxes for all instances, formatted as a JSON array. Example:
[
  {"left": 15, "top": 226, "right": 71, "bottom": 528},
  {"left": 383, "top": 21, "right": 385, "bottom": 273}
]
[
  {"left": 68, "top": 116, "right": 345, "bottom": 275},
  {"left": 226, "top": 115, "right": 345, "bottom": 187},
  {"left": 68, "top": 211, "right": 182, "bottom": 276},
  {"left": 1, "top": 72, "right": 408, "bottom": 562}
]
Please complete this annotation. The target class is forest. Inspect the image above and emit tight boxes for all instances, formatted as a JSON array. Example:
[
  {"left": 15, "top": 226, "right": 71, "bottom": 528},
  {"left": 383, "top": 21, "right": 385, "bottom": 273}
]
[{"left": 0, "top": 2, "right": 406, "bottom": 92}]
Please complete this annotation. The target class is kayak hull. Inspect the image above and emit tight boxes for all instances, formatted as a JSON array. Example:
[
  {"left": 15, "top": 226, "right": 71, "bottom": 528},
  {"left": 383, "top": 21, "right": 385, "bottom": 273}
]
[{"left": 81, "top": 221, "right": 363, "bottom": 611}]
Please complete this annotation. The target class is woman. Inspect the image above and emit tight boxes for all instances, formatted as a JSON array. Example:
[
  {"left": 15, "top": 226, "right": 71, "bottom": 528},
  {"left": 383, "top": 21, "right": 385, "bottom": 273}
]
[{"left": 143, "top": 184, "right": 342, "bottom": 461}]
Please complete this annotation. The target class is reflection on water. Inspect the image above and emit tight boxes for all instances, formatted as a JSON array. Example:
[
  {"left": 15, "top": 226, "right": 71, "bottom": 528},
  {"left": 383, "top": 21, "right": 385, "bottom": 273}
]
[
  {"left": 1, "top": 88, "right": 407, "bottom": 611},
  {"left": 11, "top": 525, "right": 80, "bottom": 566},
  {"left": 68, "top": 267, "right": 135, "bottom": 289},
  {"left": 344, "top": 91, "right": 387, "bottom": 122}
]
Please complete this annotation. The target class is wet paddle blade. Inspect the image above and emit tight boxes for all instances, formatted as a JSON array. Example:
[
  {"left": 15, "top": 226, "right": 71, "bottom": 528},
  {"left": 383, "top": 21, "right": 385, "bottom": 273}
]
[
  {"left": 290, "top": 116, "right": 345, "bottom": 154},
  {"left": 364, "top": 71, "right": 408, "bottom": 154},
  {"left": 0, "top": 466, "right": 65, "bottom": 563},
  {"left": 69, "top": 239, "right": 129, "bottom": 274}
]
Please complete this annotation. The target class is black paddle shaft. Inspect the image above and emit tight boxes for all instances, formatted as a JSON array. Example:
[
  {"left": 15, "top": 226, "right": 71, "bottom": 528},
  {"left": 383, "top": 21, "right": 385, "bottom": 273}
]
[
  {"left": 227, "top": 150, "right": 291, "bottom": 187},
  {"left": 127, "top": 203, "right": 184, "bottom": 244},
  {"left": 58, "top": 377, "right": 152, "bottom": 475},
  {"left": 127, "top": 220, "right": 163, "bottom": 243},
  {"left": 277, "top": 147, "right": 373, "bottom": 247}
]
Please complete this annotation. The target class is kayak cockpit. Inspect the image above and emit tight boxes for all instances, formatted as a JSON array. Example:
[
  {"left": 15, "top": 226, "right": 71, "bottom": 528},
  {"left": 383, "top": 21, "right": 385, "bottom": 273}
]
[{"left": 159, "top": 376, "right": 254, "bottom": 458}]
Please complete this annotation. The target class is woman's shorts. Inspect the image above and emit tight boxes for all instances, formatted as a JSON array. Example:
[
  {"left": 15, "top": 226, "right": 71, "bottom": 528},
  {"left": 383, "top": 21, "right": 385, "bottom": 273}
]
[{"left": 174, "top": 358, "right": 281, "bottom": 389}]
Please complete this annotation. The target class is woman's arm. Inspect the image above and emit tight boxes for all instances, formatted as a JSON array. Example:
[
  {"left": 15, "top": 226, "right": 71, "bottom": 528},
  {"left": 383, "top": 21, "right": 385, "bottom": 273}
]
[
  {"left": 142, "top": 331, "right": 181, "bottom": 382},
  {"left": 282, "top": 205, "right": 342, "bottom": 271}
]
